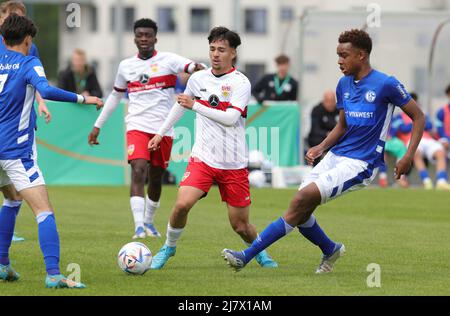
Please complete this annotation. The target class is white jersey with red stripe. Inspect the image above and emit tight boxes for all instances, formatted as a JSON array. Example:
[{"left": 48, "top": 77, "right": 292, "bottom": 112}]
[
  {"left": 114, "top": 51, "right": 193, "bottom": 136},
  {"left": 185, "top": 68, "right": 250, "bottom": 170}
]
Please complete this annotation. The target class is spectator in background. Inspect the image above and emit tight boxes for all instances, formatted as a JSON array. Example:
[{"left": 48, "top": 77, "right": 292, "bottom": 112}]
[
  {"left": 307, "top": 90, "right": 339, "bottom": 148},
  {"left": 392, "top": 92, "right": 450, "bottom": 190},
  {"left": 58, "top": 49, "right": 103, "bottom": 98},
  {"left": 435, "top": 84, "right": 450, "bottom": 152},
  {"left": 252, "top": 54, "right": 298, "bottom": 104}
]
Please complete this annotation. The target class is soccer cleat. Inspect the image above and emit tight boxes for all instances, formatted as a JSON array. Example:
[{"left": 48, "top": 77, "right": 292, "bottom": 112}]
[
  {"left": 423, "top": 179, "right": 433, "bottom": 190},
  {"left": 378, "top": 177, "right": 388, "bottom": 188},
  {"left": 222, "top": 249, "right": 247, "bottom": 272},
  {"left": 150, "top": 244, "right": 176, "bottom": 269},
  {"left": 132, "top": 226, "right": 146, "bottom": 239},
  {"left": 144, "top": 223, "right": 161, "bottom": 238},
  {"left": 45, "top": 274, "right": 86, "bottom": 289},
  {"left": 0, "top": 264, "right": 20, "bottom": 282},
  {"left": 12, "top": 233, "right": 25, "bottom": 242},
  {"left": 254, "top": 250, "right": 278, "bottom": 268},
  {"left": 315, "top": 243, "right": 345, "bottom": 274},
  {"left": 436, "top": 181, "right": 450, "bottom": 190}
]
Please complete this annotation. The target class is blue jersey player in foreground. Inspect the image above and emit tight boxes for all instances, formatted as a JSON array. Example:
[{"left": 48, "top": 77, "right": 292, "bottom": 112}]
[
  {"left": 222, "top": 29, "right": 425, "bottom": 273},
  {"left": 0, "top": 15, "right": 103, "bottom": 287}
]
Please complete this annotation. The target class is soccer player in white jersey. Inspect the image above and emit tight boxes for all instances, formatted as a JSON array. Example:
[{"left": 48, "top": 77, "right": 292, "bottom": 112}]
[
  {"left": 0, "top": 15, "right": 103, "bottom": 287},
  {"left": 147, "top": 26, "right": 277, "bottom": 270},
  {"left": 222, "top": 29, "right": 425, "bottom": 273},
  {"left": 88, "top": 19, "right": 204, "bottom": 239}
]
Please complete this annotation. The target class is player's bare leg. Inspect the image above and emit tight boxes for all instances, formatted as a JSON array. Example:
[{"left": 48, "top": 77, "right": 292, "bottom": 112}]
[
  {"left": 150, "top": 186, "right": 205, "bottom": 269},
  {"left": 130, "top": 159, "right": 148, "bottom": 238},
  {"left": 227, "top": 204, "right": 278, "bottom": 268},
  {"left": 413, "top": 151, "right": 432, "bottom": 189},
  {"left": 12, "top": 185, "right": 85, "bottom": 288},
  {"left": 144, "top": 165, "right": 165, "bottom": 237}
]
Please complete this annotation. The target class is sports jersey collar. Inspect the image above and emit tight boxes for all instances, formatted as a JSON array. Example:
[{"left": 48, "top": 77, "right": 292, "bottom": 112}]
[
  {"left": 137, "top": 50, "right": 157, "bottom": 60},
  {"left": 210, "top": 67, "right": 236, "bottom": 78},
  {"left": 352, "top": 68, "right": 375, "bottom": 84}
]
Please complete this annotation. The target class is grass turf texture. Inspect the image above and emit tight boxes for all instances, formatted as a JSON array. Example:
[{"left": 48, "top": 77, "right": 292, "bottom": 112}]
[{"left": 2, "top": 186, "right": 450, "bottom": 296}]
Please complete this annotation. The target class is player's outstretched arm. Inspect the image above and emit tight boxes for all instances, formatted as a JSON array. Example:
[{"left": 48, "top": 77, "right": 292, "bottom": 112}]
[
  {"left": 306, "top": 110, "right": 347, "bottom": 165},
  {"left": 395, "top": 100, "right": 425, "bottom": 179}
]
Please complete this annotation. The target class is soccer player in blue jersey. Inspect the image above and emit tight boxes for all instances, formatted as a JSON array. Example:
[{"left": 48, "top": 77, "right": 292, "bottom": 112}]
[
  {"left": 0, "top": 14, "right": 102, "bottom": 287},
  {"left": 0, "top": 0, "right": 51, "bottom": 243},
  {"left": 222, "top": 29, "right": 425, "bottom": 273}
]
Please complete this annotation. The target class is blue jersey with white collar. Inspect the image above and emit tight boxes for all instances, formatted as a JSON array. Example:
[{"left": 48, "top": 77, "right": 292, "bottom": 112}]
[
  {"left": 0, "top": 50, "right": 78, "bottom": 159},
  {"left": 331, "top": 69, "right": 411, "bottom": 167}
]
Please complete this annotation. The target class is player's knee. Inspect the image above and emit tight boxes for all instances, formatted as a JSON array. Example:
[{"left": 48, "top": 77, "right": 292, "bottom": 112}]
[
  {"left": 174, "top": 200, "right": 192, "bottom": 215},
  {"left": 131, "top": 167, "right": 147, "bottom": 183},
  {"left": 231, "top": 220, "right": 249, "bottom": 236},
  {"left": 290, "top": 191, "right": 314, "bottom": 214}
]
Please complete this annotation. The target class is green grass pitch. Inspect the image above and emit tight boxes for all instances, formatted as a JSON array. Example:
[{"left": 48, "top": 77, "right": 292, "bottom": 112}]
[{"left": 2, "top": 185, "right": 450, "bottom": 296}]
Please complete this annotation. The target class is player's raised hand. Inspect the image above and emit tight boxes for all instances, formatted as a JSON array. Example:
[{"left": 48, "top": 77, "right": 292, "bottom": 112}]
[
  {"left": 84, "top": 96, "right": 104, "bottom": 111},
  {"left": 88, "top": 127, "right": 100, "bottom": 146},
  {"left": 148, "top": 134, "right": 163, "bottom": 151},
  {"left": 394, "top": 155, "right": 413, "bottom": 180},
  {"left": 38, "top": 101, "right": 52, "bottom": 124},
  {"left": 177, "top": 94, "right": 195, "bottom": 109},
  {"left": 305, "top": 145, "right": 324, "bottom": 166}
]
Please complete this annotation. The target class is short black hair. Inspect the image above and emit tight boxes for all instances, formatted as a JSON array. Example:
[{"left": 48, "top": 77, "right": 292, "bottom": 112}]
[
  {"left": 445, "top": 84, "right": 450, "bottom": 95},
  {"left": 409, "top": 92, "right": 418, "bottom": 101},
  {"left": 208, "top": 26, "right": 241, "bottom": 49},
  {"left": 338, "top": 29, "right": 372, "bottom": 54},
  {"left": 134, "top": 18, "right": 157, "bottom": 34},
  {"left": 0, "top": 14, "right": 36, "bottom": 46}
]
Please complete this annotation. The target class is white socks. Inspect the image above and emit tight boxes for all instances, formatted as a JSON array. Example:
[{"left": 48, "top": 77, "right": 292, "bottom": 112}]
[
  {"left": 144, "top": 197, "right": 160, "bottom": 225},
  {"left": 165, "top": 223, "right": 184, "bottom": 247},
  {"left": 130, "top": 196, "right": 145, "bottom": 230}
]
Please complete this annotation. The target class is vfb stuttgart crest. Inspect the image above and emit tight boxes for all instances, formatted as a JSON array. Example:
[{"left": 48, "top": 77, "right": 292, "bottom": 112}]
[
  {"left": 208, "top": 94, "right": 220, "bottom": 107},
  {"left": 140, "top": 74, "right": 150, "bottom": 84}
]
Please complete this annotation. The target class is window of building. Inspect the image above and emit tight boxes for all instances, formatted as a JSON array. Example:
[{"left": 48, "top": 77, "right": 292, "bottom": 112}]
[
  {"left": 280, "top": 7, "right": 294, "bottom": 21},
  {"left": 245, "top": 8, "right": 267, "bottom": 34},
  {"left": 158, "top": 7, "right": 176, "bottom": 32},
  {"left": 191, "top": 8, "right": 210, "bottom": 33},
  {"left": 110, "top": 6, "right": 135, "bottom": 32},
  {"left": 89, "top": 5, "right": 98, "bottom": 32}
]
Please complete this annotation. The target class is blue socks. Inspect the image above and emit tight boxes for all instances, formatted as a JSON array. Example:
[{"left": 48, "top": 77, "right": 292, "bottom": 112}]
[
  {"left": 37, "top": 212, "right": 60, "bottom": 275},
  {"left": 437, "top": 170, "right": 448, "bottom": 182},
  {"left": 419, "top": 170, "right": 430, "bottom": 181},
  {"left": 242, "top": 217, "right": 294, "bottom": 263},
  {"left": 298, "top": 215, "right": 336, "bottom": 256},
  {"left": 0, "top": 200, "right": 22, "bottom": 266}
]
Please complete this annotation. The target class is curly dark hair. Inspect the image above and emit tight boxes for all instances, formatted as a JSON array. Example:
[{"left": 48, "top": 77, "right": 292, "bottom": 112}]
[
  {"left": 134, "top": 18, "right": 157, "bottom": 34},
  {"left": 338, "top": 29, "right": 372, "bottom": 54},
  {"left": 208, "top": 26, "right": 241, "bottom": 49},
  {"left": 0, "top": 13, "right": 36, "bottom": 46}
]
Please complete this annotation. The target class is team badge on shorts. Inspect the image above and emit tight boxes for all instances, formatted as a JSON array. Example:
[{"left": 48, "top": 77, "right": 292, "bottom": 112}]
[
  {"left": 127, "top": 144, "right": 135, "bottom": 156},
  {"left": 182, "top": 172, "right": 190, "bottom": 182}
]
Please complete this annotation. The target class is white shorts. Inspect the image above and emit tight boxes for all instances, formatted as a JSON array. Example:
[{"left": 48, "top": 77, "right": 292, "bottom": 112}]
[
  {"left": 0, "top": 141, "right": 45, "bottom": 192},
  {"left": 417, "top": 138, "right": 444, "bottom": 162},
  {"left": 299, "top": 151, "right": 378, "bottom": 204}
]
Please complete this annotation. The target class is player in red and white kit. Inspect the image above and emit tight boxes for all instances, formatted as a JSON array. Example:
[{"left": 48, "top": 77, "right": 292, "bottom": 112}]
[
  {"left": 88, "top": 19, "right": 204, "bottom": 239},
  {"left": 148, "top": 26, "right": 278, "bottom": 269}
]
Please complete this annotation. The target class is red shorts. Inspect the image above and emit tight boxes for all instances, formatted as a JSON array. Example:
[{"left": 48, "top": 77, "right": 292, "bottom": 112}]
[
  {"left": 180, "top": 158, "right": 251, "bottom": 208},
  {"left": 126, "top": 130, "right": 173, "bottom": 169}
]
